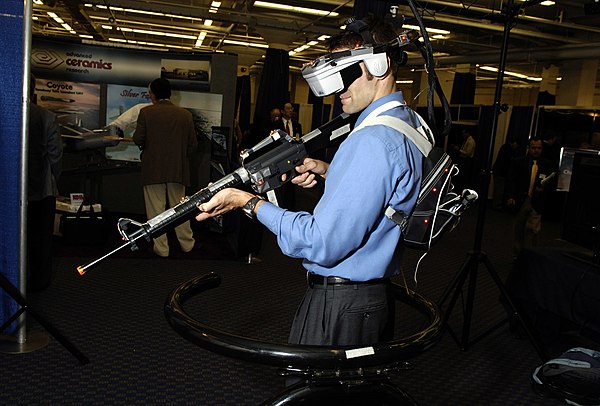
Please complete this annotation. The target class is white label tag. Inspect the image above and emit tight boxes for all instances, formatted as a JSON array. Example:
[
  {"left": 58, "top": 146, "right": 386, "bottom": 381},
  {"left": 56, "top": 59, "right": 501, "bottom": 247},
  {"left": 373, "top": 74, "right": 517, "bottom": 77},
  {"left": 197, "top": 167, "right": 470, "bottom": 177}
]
[{"left": 345, "top": 347, "right": 375, "bottom": 359}]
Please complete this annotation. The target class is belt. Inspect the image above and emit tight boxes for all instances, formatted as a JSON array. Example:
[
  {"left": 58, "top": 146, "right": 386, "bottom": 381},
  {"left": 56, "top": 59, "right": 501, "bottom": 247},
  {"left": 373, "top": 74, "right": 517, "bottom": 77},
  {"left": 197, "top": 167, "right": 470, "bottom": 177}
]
[{"left": 306, "top": 272, "right": 389, "bottom": 287}]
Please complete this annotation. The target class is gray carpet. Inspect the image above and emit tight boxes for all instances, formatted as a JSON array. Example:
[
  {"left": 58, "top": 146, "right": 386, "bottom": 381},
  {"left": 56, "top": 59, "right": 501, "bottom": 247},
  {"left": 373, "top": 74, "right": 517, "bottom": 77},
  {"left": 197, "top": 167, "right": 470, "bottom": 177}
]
[{"left": 0, "top": 194, "right": 591, "bottom": 405}]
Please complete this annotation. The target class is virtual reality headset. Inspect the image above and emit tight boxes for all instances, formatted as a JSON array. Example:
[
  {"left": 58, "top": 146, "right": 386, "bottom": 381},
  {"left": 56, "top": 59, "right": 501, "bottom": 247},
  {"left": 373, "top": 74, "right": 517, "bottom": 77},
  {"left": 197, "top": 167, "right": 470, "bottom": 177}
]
[{"left": 301, "top": 30, "right": 417, "bottom": 97}]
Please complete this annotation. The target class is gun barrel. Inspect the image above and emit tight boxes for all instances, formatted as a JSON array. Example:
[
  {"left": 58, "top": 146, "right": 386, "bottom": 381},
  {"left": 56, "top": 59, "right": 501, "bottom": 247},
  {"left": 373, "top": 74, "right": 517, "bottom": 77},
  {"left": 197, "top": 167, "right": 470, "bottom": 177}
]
[{"left": 77, "top": 168, "right": 249, "bottom": 275}]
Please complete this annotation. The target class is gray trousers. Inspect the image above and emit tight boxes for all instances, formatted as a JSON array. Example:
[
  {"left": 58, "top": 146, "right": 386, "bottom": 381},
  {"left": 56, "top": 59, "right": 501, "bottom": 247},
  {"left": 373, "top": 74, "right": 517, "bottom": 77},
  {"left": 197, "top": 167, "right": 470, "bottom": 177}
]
[{"left": 288, "top": 280, "right": 394, "bottom": 346}]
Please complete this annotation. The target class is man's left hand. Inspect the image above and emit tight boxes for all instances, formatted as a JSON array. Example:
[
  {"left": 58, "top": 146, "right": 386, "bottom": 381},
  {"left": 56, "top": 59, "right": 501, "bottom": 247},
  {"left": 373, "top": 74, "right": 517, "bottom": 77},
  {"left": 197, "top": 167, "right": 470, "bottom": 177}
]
[{"left": 195, "top": 188, "right": 254, "bottom": 222}]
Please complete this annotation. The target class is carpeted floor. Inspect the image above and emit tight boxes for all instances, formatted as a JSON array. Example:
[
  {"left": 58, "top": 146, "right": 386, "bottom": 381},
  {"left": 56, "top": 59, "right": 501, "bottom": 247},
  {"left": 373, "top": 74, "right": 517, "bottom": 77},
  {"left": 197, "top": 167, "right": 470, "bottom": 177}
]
[{"left": 1, "top": 189, "right": 598, "bottom": 405}]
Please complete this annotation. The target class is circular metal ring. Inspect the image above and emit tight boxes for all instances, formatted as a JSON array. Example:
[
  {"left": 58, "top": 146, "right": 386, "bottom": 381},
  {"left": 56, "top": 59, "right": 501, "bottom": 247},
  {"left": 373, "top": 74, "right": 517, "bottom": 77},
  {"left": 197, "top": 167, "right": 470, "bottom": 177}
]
[{"left": 164, "top": 272, "right": 443, "bottom": 369}]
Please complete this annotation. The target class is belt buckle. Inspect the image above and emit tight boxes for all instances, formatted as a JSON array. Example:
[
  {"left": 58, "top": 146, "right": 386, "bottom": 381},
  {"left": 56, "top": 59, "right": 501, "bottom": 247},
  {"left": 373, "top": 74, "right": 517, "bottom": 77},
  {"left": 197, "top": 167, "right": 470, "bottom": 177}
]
[{"left": 307, "top": 272, "right": 314, "bottom": 288}]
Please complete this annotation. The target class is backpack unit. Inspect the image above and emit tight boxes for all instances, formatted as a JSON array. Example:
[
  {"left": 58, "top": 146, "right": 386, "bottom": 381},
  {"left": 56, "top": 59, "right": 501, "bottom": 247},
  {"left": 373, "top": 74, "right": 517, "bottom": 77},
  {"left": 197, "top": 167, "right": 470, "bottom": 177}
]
[
  {"left": 532, "top": 347, "right": 600, "bottom": 405},
  {"left": 358, "top": 112, "right": 477, "bottom": 251}
]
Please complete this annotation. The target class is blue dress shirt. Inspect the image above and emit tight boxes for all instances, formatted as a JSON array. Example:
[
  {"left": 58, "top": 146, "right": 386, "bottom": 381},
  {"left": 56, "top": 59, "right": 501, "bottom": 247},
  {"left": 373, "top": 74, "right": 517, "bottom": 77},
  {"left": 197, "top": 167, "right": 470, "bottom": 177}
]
[{"left": 257, "top": 92, "right": 423, "bottom": 281}]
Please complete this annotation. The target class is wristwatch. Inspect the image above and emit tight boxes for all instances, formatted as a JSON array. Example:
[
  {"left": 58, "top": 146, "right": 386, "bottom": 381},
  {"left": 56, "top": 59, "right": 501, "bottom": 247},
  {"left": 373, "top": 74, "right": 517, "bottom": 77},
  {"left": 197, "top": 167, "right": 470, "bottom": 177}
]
[{"left": 242, "top": 196, "right": 263, "bottom": 219}]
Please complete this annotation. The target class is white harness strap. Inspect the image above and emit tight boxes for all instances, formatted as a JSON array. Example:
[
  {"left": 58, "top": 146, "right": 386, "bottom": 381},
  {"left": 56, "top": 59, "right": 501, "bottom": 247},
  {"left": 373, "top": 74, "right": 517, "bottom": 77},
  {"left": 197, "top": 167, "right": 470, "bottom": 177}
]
[{"left": 351, "top": 100, "right": 435, "bottom": 226}]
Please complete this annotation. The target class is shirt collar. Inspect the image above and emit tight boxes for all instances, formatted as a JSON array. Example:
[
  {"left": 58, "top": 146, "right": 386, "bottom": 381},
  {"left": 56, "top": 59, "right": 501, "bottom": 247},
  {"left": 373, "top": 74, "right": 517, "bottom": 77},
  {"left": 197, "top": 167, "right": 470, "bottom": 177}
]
[{"left": 355, "top": 91, "right": 406, "bottom": 127}]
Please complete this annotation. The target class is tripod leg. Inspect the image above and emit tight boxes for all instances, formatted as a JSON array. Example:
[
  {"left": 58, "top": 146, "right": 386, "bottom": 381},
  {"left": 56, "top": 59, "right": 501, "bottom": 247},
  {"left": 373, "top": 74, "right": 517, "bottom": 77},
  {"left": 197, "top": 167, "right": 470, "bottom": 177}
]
[
  {"left": 438, "top": 252, "right": 480, "bottom": 349},
  {"left": 480, "top": 255, "right": 548, "bottom": 362},
  {"left": 0, "top": 273, "right": 89, "bottom": 364},
  {"left": 460, "top": 255, "right": 480, "bottom": 349}
]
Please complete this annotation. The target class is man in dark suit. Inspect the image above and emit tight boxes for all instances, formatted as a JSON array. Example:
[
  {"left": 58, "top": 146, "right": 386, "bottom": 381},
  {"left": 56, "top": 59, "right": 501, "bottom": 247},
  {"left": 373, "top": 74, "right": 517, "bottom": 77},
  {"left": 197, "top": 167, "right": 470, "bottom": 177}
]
[
  {"left": 27, "top": 75, "right": 63, "bottom": 291},
  {"left": 505, "top": 137, "right": 555, "bottom": 256},
  {"left": 275, "top": 102, "right": 303, "bottom": 140},
  {"left": 133, "top": 78, "right": 198, "bottom": 257}
]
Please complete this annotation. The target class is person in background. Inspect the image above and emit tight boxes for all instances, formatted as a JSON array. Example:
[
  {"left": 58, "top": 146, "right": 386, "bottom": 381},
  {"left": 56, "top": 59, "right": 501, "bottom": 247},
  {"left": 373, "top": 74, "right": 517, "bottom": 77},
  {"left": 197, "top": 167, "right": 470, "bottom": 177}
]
[
  {"left": 275, "top": 102, "right": 303, "bottom": 140},
  {"left": 452, "top": 128, "right": 476, "bottom": 190},
  {"left": 505, "top": 138, "right": 554, "bottom": 256},
  {"left": 27, "top": 75, "right": 63, "bottom": 291},
  {"left": 193, "top": 16, "right": 424, "bottom": 347},
  {"left": 269, "top": 107, "right": 281, "bottom": 129},
  {"left": 133, "top": 78, "right": 198, "bottom": 258},
  {"left": 491, "top": 139, "right": 520, "bottom": 210}
]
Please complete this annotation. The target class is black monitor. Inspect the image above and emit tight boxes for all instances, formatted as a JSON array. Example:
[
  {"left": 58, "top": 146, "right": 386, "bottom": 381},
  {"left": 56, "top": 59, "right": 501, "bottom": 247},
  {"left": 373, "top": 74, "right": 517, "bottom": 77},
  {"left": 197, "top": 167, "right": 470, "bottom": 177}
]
[{"left": 561, "top": 151, "right": 600, "bottom": 264}]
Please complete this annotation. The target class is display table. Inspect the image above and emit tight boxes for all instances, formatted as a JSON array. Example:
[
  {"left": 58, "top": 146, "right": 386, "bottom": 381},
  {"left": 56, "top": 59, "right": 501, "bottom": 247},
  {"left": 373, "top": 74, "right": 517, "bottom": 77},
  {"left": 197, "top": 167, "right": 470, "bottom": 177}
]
[{"left": 507, "top": 247, "right": 600, "bottom": 355}]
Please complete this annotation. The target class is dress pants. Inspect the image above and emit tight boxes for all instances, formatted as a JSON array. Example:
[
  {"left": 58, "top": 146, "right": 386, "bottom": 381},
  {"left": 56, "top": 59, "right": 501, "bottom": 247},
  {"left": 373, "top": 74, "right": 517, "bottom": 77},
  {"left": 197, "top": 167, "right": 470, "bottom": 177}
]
[
  {"left": 288, "top": 280, "right": 394, "bottom": 346},
  {"left": 143, "top": 182, "right": 195, "bottom": 257},
  {"left": 513, "top": 196, "right": 541, "bottom": 256}
]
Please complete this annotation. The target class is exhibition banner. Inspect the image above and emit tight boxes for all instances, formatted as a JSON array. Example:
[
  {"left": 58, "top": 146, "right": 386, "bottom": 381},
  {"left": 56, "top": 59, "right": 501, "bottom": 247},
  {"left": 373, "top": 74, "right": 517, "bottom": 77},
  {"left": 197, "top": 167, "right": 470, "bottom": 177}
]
[{"left": 32, "top": 39, "right": 211, "bottom": 90}]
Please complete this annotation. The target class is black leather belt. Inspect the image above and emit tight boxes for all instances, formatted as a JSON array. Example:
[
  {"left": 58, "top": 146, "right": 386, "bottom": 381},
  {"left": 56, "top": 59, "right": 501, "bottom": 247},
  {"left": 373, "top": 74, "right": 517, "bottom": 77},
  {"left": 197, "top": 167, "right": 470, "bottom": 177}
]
[{"left": 306, "top": 272, "right": 388, "bottom": 287}]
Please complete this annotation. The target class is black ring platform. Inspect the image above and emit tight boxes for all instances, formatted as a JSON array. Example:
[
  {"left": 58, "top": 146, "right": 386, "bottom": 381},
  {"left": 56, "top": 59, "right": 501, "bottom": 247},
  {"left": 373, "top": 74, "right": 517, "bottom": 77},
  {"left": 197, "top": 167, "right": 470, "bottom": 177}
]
[{"left": 164, "top": 272, "right": 443, "bottom": 405}]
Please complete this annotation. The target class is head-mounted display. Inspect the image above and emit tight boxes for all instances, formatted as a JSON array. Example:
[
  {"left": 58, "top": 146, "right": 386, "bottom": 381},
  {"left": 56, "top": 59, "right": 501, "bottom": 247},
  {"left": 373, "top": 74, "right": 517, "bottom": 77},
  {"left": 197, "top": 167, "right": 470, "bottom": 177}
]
[
  {"left": 301, "top": 47, "right": 389, "bottom": 97},
  {"left": 301, "top": 30, "right": 418, "bottom": 97}
]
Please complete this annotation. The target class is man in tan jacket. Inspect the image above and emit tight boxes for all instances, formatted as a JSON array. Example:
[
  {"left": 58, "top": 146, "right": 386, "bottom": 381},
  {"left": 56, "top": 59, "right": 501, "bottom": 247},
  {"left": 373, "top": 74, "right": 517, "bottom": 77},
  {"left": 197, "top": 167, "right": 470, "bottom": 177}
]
[{"left": 133, "top": 78, "right": 197, "bottom": 257}]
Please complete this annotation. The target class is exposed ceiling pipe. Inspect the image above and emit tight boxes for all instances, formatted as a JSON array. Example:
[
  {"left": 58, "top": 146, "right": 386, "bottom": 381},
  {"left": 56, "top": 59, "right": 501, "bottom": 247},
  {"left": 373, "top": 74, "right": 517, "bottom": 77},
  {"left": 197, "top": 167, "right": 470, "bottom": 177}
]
[
  {"left": 417, "top": 13, "right": 583, "bottom": 44},
  {"left": 422, "top": 0, "right": 600, "bottom": 35},
  {"left": 413, "top": 42, "right": 600, "bottom": 66}
]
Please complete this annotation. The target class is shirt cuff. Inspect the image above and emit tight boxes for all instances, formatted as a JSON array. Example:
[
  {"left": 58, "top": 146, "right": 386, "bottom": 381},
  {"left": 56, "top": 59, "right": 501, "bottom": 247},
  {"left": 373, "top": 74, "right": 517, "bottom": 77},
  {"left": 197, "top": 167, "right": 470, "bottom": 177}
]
[{"left": 256, "top": 201, "right": 285, "bottom": 234}]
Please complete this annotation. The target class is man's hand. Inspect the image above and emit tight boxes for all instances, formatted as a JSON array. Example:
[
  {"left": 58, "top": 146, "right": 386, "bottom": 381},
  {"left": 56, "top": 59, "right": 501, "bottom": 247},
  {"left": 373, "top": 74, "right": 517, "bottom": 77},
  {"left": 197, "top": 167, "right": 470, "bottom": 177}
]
[
  {"left": 195, "top": 188, "right": 255, "bottom": 222},
  {"left": 291, "top": 157, "right": 329, "bottom": 188}
]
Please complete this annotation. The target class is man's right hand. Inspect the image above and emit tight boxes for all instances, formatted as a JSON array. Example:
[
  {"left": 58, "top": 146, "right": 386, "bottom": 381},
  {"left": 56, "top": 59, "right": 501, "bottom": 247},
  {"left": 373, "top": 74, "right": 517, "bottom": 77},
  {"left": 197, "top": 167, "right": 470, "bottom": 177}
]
[{"left": 292, "top": 157, "right": 329, "bottom": 188}]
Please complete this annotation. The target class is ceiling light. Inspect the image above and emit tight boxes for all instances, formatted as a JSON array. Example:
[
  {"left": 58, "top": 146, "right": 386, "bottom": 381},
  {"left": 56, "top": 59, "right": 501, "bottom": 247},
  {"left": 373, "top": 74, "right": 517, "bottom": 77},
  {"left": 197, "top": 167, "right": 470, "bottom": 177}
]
[
  {"left": 115, "top": 27, "right": 197, "bottom": 40},
  {"left": 79, "top": 34, "right": 94, "bottom": 39},
  {"left": 223, "top": 39, "right": 268, "bottom": 49},
  {"left": 518, "top": 0, "right": 554, "bottom": 4},
  {"left": 204, "top": 19, "right": 213, "bottom": 27},
  {"left": 84, "top": 4, "right": 203, "bottom": 23},
  {"left": 254, "top": 1, "right": 339, "bottom": 17},
  {"left": 402, "top": 24, "right": 450, "bottom": 35},
  {"left": 195, "top": 31, "right": 207, "bottom": 47},
  {"left": 318, "top": 35, "right": 330, "bottom": 41},
  {"left": 396, "top": 80, "right": 413, "bottom": 84},
  {"left": 47, "top": 12, "right": 64, "bottom": 24},
  {"left": 479, "top": 65, "right": 542, "bottom": 81}
]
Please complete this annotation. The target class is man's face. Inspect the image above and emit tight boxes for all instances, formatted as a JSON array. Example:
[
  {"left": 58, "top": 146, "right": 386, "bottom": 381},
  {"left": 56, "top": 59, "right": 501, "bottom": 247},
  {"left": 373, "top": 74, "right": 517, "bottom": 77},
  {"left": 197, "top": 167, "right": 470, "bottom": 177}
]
[
  {"left": 282, "top": 104, "right": 294, "bottom": 120},
  {"left": 528, "top": 140, "right": 543, "bottom": 159},
  {"left": 338, "top": 61, "right": 378, "bottom": 114},
  {"left": 270, "top": 109, "right": 281, "bottom": 122}
]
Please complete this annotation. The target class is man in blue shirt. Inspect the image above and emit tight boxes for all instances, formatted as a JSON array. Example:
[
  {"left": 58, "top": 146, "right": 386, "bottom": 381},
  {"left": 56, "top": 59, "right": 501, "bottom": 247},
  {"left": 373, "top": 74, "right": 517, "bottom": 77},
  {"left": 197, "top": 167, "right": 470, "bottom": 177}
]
[{"left": 195, "top": 18, "right": 423, "bottom": 346}]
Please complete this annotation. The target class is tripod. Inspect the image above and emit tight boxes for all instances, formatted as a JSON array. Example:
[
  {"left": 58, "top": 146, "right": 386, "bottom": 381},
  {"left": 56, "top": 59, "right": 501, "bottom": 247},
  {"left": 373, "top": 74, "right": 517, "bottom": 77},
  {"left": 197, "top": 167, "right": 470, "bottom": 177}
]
[
  {"left": 0, "top": 273, "right": 88, "bottom": 364},
  {"left": 437, "top": 0, "right": 548, "bottom": 363}
]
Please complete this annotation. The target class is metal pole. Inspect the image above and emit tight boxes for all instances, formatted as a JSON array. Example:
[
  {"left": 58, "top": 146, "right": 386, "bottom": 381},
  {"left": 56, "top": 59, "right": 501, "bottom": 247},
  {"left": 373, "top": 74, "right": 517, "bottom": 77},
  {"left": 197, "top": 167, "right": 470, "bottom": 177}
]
[{"left": 17, "top": 0, "right": 34, "bottom": 345}]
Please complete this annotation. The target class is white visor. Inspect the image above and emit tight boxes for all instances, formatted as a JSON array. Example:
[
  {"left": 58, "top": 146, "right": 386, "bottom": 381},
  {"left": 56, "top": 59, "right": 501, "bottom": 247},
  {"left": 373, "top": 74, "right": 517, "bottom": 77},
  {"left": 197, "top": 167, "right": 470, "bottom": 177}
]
[{"left": 301, "top": 47, "right": 388, "bottom": 97}]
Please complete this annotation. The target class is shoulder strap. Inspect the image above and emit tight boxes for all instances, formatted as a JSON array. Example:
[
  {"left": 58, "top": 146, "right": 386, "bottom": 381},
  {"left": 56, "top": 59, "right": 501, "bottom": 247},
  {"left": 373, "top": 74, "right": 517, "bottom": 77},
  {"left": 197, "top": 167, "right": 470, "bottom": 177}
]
[{"left": 354, "top": 107, "right": 434, "bottom": 156}]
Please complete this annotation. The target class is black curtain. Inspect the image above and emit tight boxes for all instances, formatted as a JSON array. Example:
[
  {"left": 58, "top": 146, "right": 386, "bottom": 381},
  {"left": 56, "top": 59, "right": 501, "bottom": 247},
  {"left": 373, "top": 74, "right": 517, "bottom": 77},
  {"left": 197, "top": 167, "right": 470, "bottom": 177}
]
[
  {"left": 451, "top": 72, "right": 476, "bottom": 104},
  {"left": 251, "top": 48, "right": 289, "bottom": 147},
  {"left": 507, "top": 106, "right": 534, "bottom": 147},
  {"left": 235, "top": 75, "right": 251, "bottom": 135}
]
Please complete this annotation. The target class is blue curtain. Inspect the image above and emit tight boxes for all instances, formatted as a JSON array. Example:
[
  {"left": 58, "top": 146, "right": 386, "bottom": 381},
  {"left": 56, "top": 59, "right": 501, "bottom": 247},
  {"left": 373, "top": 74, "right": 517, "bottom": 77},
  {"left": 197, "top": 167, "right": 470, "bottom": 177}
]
[{"left": 0, "top": 0, "right": 24, "bottom": 334}]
